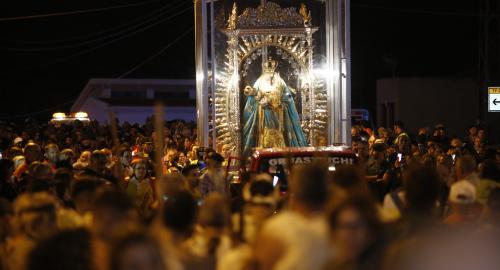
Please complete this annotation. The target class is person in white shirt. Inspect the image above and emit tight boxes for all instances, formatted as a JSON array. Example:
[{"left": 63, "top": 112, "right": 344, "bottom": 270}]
[{"left": 252, "top": 163, "right": 331, "bottom": 270}]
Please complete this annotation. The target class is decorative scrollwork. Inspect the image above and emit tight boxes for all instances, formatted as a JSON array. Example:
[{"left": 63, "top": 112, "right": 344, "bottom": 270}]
[
  {"left": 214, "top": 2, "right": 326, "bottom": 153},
  {"left": 238, "top": 34, "right": 309, "bottom": 71},
  {"left": 237, "top": 2, "right": 304, "bottom": 29}
]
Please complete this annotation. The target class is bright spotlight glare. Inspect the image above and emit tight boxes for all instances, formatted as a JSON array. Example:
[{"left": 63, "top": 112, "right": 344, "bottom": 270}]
[
  {"left": 52, "top": 112, "right": 66, "bottom": 120},
  {"left": 74, "top": 112, "right": 88, "bottom": 118}
]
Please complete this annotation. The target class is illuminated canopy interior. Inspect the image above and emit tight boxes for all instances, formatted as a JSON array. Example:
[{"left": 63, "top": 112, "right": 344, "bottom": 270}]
[{"left": 195, "top": 0, "right": 351, "bottom": 155}]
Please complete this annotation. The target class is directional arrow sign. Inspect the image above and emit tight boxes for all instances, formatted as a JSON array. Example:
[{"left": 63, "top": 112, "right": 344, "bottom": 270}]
[{"left": 489, "top": 87, "right": 500, "bottom": 112}]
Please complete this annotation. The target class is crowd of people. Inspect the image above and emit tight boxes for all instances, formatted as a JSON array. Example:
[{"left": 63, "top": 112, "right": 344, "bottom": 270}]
[{"left": 0, "top": 117, "right": 499, "bottom": 270}]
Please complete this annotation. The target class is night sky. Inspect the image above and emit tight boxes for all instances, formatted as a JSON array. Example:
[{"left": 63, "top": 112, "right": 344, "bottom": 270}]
[{"left": 0, "top": 0, "right": 478, "bottom": 121}]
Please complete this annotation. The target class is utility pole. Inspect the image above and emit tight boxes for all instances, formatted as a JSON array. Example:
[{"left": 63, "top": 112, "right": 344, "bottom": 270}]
[
  {"left": 478, "top": 0, "right": 489, "bottom": 121},
  {"left": 478, "top": 0, "right": 500, "bottom": 143}
]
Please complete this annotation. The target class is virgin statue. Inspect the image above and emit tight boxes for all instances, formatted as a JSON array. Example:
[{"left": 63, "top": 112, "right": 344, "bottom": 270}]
[{"left": 242, "top": 57, "right": 308, "bottom": 153}]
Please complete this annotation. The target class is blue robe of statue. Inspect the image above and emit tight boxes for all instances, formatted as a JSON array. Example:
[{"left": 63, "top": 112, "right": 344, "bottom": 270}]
[{"left": 242, "top": 72, "right": 308, "bottom": 153}]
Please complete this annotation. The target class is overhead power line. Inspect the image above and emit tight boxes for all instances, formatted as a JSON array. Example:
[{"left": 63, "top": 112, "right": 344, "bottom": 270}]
[
  {"left": 0, "top": 99, "right": 75, "bottom": 119},
  {"left": 0, "top": 1, "right": 190, "bottom": 52},
  {"left": 352, "top": 3, "right": 484, "bottom": 16},
  {"left": 1, "top": 5, "right": 192, "bottom": 76},
  {"left": 0, "top": 0, "right": 162, "bottom": 22},
  {"left": 52, "top": 6, "right": 193, "bottom": 63},
  {"left": 0, "top": 0, "right": 186, "bottom": 45},
  {"left": 118, "top": 27, "right": 194, "bottom": 78}
]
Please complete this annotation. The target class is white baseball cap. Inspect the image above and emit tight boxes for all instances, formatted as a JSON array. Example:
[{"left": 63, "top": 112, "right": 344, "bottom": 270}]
[
  {"left": 13, "top": 137, "right": 23, "bottom": 145},
  {"left": 449, "top": 180, "right": 476, "bottom": 204}
]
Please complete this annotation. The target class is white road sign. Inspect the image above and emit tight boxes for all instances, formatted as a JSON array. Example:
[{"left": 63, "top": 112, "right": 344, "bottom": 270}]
[{"left": 489, "top": 87, "right": 500, "bottom": 112}]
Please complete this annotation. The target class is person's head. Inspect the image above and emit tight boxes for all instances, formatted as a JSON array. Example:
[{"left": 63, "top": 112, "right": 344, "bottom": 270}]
[
  {"left": 182, "top": 164, "right": 200, "bottom": 188},
  {"left": 59, "top": 148, "right": 75, "bottom": 164},
  {"left": 351, "top": 125, "right": 360, "bottom": 137},
  {"left": 142, "top": 142, "right": 154, "bottom": 154},
  {"left": 448, "top": 180, "right": 477, "bottom": 214},
  {"left": 328, "top": 195, "right": 382, "bottom": 261},
  {"left": 44, "top": 143, "right": 59, "bottom": 164},
  {"left": 331, "top": 166, "right": 369, "bottom": 196},
  {"left": 27, "top": 228, "right": 94, "bottom": 270},
  {"left": 450, "top": 138, "right": 463, "bottom": 149},
  {"left": 403, "top": 163, "right": 440, "bottom": 217},
  {"left": 436, "top": 153, "right": 448, "bottom": 166},
  {"left": 474, "top": 136, "right": 483, "bottom": 148},
  {"left": 30, "top": 162, "right": 54, "bottom": 181},
  {"left": 434, "top": 124, "right": 446, "bottom": 137},
  {"left": 243, "top": 179, "right": 276, "bottom": 223},
  {"left": 370, "top": 142, "right": 387, "bottom": 159},
  {"left": 12, "top": 137, "right": 23, "bottom": 148},
  {"left": 205, "top": 152, "right": 224, "bottom": 170},
  {"left": 71, "top": 179, "right": 102, "bottom": 214},
  {"left": 101, "top": 148, "right": 113, "bottom": 164},
  {"left": 53, "top": 168, "right": 72, "bottom": 199},
  {"left": 455, "top": 155, "right": 477, "bottom": 180},
  {"left": 477, "top": 128, "right": 486, "bottom": 140},
  {"left": 221, "top": 144, "right": 233, "bottom": 160},
  {"left": 162, "top": 190, "right": 197, "bottom": 237},
  {"left": 394, "top": 121, "right": 405, "bottom": 135},
  {"left": 164, "top": 148, "right": 177, "bottom": 163},
  {"left": 92, "top": 188, "right": 137, "bottom": 241},
  {"left": 378, "top": 127, "right": 389, "bottom": 141},
  {"left": 79, "top": 151, "right": 92, "bottom": 164},
  {"left": 198, "top": 193, "right": 231, "bottom": 234},
  {"left": 184, "top": 138, "right": 192, "bottom": 150},
  {"left": 289, "top": 162, "right": 329, "bottom": 212},
  {"left": 90, "top": 150, "right": 108, "bottom": 174},
  {"left": 110, "top": 231, "right": 165, "bottom": 270},
  {"left": 191, "top": 145, "right": 199, "bottom": 160},
  {"left": 64, "top": 136, "right": 73, "bottom": 146},
  {"left": 131, "top": 159, "right": 148, "bottom": 180},
  {"left": 24, "top": 142, "right": 42, "bottom": 164},
  {"left": 468, "top": 126, "right": 478, "bottom": 136},
  {"left": 119, "top": 147, "right": 132, "bottom": 167},
  {"left": 352, "top": 139, "right": 369, "bottom": 160},
  {"left": 13, "top": 192, "right": 58, "bottom": 240},
  {"left": 178, "top": 151, "right": 187, "bottom": 165}
]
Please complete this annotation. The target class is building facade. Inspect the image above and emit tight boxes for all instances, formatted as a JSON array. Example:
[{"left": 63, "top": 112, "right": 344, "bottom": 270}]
[
  {"left": 71, "top": 79, "right": 196, "bottom": 124},
  {"left": 377, "top": 77, "right": 479, "bottom": 136}
]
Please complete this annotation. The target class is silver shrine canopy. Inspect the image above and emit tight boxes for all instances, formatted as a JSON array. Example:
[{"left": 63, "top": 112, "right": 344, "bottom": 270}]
[{"left": 194, "top": 0, "right": 351, "bottom": 155}]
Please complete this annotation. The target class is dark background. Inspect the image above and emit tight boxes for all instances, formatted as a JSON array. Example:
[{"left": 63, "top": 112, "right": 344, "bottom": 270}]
[{"left": 0, "top": 0, "right": 480, "bottom": 122}]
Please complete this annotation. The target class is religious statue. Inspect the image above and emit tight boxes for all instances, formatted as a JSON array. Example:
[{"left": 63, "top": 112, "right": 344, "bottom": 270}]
[{"left": 242, "top": 57, "right": 308, "bottom": 153}]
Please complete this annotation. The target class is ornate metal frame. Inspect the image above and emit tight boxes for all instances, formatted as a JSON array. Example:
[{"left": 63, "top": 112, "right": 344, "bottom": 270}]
[
  {"left": 214, "top": 2, "right": 329, "bottom": 154},
  {"left": 195, "top": 0, "right": 351, "bottom": 155}
]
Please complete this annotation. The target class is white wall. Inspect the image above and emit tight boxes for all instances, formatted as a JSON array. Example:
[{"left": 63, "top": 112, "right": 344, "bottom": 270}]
[
  {"left": 79, "top": 97, "right": 110, "bottom": 123},
  {"left": 110, "top": 106, "right": 196, "bottom": 124}
]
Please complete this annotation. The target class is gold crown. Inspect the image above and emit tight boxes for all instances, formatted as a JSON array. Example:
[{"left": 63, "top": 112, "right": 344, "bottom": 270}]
[{"left": 263, "top": 57, "right": 277, "bottom": 73}]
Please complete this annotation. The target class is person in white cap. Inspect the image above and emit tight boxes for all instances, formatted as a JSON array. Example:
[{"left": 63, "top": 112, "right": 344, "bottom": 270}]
[
  {"left": 12, "top": 137, "right": 23, "bottom": 147},
  {"left": 444, "top": 180, "right": 482, "bottom": 226}
]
